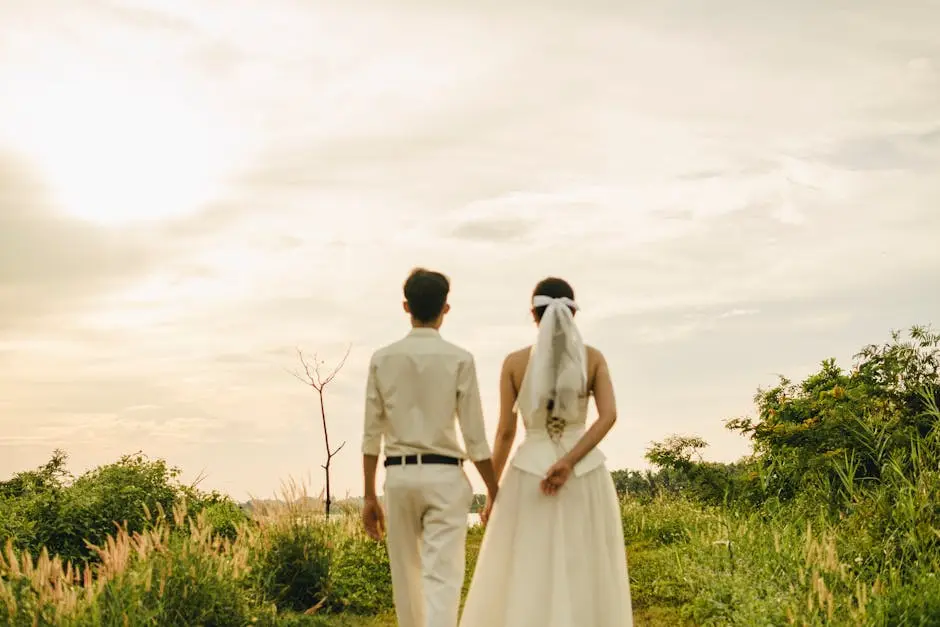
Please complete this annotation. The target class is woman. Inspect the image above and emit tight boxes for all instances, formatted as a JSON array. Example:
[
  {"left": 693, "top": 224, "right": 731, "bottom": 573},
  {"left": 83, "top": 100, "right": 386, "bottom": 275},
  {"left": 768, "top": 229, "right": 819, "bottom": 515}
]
[{"left": 460, "top": 277, "right": 633, "bottom": 627}]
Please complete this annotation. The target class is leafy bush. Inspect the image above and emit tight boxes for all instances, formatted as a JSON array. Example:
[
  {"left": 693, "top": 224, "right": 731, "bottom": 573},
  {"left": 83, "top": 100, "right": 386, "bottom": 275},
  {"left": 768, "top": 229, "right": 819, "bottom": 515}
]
[
  {"left": 325, "top": 526, "right": 393, "bottom": 615},
  {"left": 78, "top": 513, "right": 267, "bottom": 626},
  {"left": 0, "top": 452, "right": 248, "bottom": 566},
  {"left": 0, "top": 450, "right": 72, "bottom": 556},
  {"left": 0, "top": 456, "right": 397, "bottom": 625},
  {"left": 622, "top": 326, "right": 940, "bottom": 624},
  {"left": 250, "top": 515, "right": 334, "bottom": 613},
  {"left": 189, "top": 492, "right": 250, "bottom": 541},
  {"left": 867, "top": 570, "right": 940, "bottom": 627},
  {"left": 42, "top": 453, "right": 181, "bottom": 564},
  {"left": 727, "top": 325, "right": 940, "bottom": 510},
  {"left": 610, "top": 467, "right": 694, "bottom": 501},
  {"left": 0, "top": 507, "right": 277, "bottom": 627}
]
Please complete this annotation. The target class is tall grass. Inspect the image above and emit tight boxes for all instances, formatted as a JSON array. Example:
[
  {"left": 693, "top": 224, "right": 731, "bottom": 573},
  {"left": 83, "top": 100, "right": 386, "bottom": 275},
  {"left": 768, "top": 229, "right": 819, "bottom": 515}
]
[
  {"left": 2, "top": 478, "right": 939, "bottom": 625},
  {"left": 2, "top": 328, "right": 938, "bottom": 626},
  {"left": 0, "top": 481, "right": 396, "bottom": 627},
  {"left": 622, "top": 494, "right": 940, "bottom": 626},
  {"left": 621, "top": 411, "right": 940, "bottom": 626}
]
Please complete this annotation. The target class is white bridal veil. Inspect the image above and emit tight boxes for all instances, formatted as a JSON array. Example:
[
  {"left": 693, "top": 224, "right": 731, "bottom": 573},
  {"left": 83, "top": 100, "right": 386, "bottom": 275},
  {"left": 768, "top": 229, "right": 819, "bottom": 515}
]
[{"left": 527, "top": 295, "right": 588, "bottom": 422}]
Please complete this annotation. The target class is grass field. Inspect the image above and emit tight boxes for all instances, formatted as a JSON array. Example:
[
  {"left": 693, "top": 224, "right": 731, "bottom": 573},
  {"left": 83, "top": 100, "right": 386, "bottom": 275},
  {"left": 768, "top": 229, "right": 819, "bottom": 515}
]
[
  {"left": 3, "top": 328, "right": 939, "bottom": 625},
  {"left": 3, "top": 459, "right": 940, "bottom": 625},
  {"left": 295, "top": 522, "right": 688, "bottom": 627}
]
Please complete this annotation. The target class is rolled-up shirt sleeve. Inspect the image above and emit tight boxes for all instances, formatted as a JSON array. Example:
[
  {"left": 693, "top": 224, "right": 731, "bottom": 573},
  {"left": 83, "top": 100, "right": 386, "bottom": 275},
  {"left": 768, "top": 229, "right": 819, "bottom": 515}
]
[
  {"left": 361, "top": 355, "right": 385, "bottom": 456},
  {"left": 456, "top": 355, "right": 492, "bottom": 462}
]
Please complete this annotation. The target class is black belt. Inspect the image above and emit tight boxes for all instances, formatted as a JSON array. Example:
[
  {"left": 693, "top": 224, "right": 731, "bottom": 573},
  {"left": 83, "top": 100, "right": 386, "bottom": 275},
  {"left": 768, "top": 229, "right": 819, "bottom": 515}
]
[{"left": 384, "top": 454, "right": 463, "bottom": 467}]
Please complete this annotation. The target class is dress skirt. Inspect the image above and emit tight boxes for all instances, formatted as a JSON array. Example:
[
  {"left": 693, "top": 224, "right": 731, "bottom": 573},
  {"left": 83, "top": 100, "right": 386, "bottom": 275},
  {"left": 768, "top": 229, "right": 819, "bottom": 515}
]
[{"left": 459, "top": 463, "right": 633, "bottom": 627}]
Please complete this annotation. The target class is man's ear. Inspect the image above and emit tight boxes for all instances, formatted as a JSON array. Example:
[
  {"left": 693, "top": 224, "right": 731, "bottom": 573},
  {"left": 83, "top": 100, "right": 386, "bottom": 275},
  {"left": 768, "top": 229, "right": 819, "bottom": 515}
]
[
  {"left": 443, "top": 303, "right": 451, "bottom": 315},
  {"left": 403, "top": 300, "right": 411, "bottom": 314}
]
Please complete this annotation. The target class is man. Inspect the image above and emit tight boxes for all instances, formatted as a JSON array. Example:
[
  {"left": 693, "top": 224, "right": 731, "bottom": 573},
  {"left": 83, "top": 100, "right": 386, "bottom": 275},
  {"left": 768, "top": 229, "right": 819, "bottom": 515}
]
[{"left": 361, "top": 268, "right": 500, "bottom": 627}]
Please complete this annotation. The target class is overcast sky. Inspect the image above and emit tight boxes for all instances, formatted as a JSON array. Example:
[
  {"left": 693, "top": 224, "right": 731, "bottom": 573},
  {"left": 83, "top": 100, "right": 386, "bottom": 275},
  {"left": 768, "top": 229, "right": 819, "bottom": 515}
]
[{"left": 1, "top": 0, "right": 938, "bottom": 500}]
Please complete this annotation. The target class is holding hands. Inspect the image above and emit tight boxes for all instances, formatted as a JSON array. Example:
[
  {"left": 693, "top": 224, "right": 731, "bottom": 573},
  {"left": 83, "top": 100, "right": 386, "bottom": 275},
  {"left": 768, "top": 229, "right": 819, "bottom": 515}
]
[{"left": 480, "top": 488, "right": 498, "bottom": 526}]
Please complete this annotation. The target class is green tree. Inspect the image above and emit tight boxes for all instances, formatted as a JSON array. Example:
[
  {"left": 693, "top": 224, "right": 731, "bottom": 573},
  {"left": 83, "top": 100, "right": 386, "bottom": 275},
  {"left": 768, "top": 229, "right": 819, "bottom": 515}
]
[{"left": 726, "top": 326, "right": 940, "bottom": 510}]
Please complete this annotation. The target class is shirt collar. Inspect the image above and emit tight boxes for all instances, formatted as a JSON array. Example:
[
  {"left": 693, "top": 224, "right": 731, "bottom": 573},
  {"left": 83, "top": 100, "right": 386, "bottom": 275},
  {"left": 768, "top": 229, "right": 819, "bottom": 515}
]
[{"left": 408, "top": 327, "right": 440, "bottom": 338}]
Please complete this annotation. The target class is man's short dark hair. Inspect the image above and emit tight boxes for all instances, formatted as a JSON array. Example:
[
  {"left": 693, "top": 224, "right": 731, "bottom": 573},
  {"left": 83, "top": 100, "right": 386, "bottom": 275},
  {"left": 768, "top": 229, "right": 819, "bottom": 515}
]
[
  {"left": 403, "top": 268, "right": 450, "bottom": 323},
  {"left": 532, "top": 276, "right": 575, "bottom": 322}
]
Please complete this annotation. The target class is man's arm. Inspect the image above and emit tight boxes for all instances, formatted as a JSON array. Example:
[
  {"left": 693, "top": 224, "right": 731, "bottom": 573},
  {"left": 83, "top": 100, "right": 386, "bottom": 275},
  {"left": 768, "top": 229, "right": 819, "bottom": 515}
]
[
  {"left": 361, "top": 355, "right": 386, "bottom": 540},
  {"left": 362, "top": 453, "right": 385, "bottom": 540},
  {"left": 456, "top": 355, "right": 498, "bottom": 497},
  {"left": 361, "top": 356, "right": 385, "bottom": 498},
  {"left": 363, "top": 454, "right": 380, "bottom": 500}
]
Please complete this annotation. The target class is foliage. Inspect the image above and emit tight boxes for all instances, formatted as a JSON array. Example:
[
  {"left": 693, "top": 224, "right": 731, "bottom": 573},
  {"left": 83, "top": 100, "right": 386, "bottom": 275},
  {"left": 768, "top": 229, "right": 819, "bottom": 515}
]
[
  {"left": 624, "top": 325, "right": 940, "bottom": 624},
  {"left": 610, "top": 467, "right": 691, "bottom": 501},
  {"left": 325, "top": 526, "right": 393, "bottom": 615},
  {"left": 725, "top": 325, "right": 940, "bottom": 511},
  {"left": 250, "top": 514, "right": 334, "bottom": 613},
  {"left": 0, "top": 451, "right": 247, "bottom": 566},
  {"left": 0, "top": 506, "right": 276, "bottom": 627},
  {"left": 469, "top": 494, "right": 486, "bottom": 513},
  {"left": 2, "top": 325, "right": 939, "bottom": 625}
]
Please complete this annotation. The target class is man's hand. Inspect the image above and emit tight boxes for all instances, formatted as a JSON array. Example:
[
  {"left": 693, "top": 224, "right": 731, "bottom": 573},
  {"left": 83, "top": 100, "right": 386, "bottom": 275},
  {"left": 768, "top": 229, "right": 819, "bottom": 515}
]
[
  {"left": 541, "top": 458, "right": 574, "bottom": 496},
  {"left": 362, "top": 497, "right": 386, "bottom": 541},
  {"left": 480, "top": 489, "right": 498, "bottom": 526}
]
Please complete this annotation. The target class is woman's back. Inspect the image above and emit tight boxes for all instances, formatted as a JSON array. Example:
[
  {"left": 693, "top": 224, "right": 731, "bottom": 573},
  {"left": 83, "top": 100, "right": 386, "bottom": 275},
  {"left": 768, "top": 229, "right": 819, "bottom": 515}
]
[{"left": 507, "top": 345, "right": 608, "bottom": 478}]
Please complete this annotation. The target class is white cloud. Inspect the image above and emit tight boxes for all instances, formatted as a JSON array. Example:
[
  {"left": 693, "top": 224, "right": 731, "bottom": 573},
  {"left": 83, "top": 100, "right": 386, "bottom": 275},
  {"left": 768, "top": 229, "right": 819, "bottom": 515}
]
[{"left": 1, "top": 0, "right": 939, "bottom": 497}]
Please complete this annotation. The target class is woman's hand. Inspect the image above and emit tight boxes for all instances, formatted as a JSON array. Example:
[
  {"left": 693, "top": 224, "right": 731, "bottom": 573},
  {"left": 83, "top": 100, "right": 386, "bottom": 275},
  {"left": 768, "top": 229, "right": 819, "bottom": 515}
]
[{"left": 540, "top": 458, "right": 574, "bottom": 496}]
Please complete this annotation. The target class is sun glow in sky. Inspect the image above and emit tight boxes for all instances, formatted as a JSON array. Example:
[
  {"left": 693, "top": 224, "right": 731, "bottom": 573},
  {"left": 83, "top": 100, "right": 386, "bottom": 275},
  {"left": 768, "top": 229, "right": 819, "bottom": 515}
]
[
  {"left": 1, "top": 0, "right": 939, "bottom": 499},
  {"left": 9, "top": 71, "right": 236, "bottom": 225},
  {"left": 0, "top": 6, "right": 248, "bottom": 225}
]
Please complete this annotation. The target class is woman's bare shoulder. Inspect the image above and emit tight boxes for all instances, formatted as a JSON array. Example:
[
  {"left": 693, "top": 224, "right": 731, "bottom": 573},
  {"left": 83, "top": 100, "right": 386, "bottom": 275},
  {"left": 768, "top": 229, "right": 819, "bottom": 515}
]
[
  {"left": 501, "top": 346, "right": 531, "bottom": 391},
  {"left": 585, "top": 345, "right": 605, "bottom": 365},
  {"left": 585, "top": 345, "right": 608, "bottom": 385},
  {"left": 504, "top": 346, "right": 532, "bottom": 367}
]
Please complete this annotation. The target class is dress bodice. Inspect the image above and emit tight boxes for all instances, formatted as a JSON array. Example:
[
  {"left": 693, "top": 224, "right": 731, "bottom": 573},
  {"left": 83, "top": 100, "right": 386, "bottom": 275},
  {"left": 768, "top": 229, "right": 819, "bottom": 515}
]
[{"left": 510, "top": 350, "right": 607, "bottom": 478}]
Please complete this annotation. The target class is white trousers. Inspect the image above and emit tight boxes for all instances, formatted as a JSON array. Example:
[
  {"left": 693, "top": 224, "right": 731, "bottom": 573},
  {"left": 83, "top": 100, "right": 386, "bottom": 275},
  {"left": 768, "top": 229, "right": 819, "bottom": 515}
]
[{"left": 384, "top": 463, "right": 473, "bottom": 627}]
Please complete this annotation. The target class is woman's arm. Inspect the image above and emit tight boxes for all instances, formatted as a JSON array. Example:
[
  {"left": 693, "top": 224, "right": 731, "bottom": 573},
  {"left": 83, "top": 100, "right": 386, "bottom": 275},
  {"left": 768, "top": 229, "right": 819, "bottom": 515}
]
[
  {"left": 560, "top": 348, "right": 618, "bottom": 467},
  {"left": 491, "top": 353, "right": 519, "bottom": 481}
]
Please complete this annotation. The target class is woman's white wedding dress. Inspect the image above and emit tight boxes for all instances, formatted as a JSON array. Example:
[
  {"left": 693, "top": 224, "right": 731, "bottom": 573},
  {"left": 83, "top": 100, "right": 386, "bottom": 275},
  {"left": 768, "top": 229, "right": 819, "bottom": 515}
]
[{"left": 459, "top": 327, "right": 633, "bottom": 626}]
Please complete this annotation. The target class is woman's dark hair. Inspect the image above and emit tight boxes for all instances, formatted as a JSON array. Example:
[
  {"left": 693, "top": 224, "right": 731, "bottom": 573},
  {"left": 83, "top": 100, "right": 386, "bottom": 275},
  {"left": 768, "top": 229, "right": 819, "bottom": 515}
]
[
  {"left": 403, "top": 267, "right": 450, "bottom": 323},
  {"left": 532, "top": 276, "right": 575, "bottom": 322}
]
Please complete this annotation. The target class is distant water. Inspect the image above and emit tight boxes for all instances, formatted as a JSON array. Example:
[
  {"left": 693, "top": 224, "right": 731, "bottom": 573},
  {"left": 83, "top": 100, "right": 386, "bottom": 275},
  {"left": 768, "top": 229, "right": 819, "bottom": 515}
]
[{"left": 291, "top": 509, "right": 483, "bottom": 527}]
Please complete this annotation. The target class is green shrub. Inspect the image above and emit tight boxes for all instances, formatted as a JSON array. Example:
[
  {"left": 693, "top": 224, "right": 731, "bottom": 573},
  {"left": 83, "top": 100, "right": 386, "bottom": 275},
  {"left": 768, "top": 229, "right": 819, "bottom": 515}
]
[
  {"left": 78, "top": 524, "right": 265, "bottom": 626},
  {"left": 194, "top": 496, "right": 250, "bottom": 542},
  {"left": 868, "top": 570, "right": 940, "bottom": 627},
  {"left": 727, "top": 326, "right": 940, "bottom": 511},
  {"left": 326, "top": 526, "right": 393, "bottom": 615},
  {"left": 0, "top": 452, "right": 252, "bottom": 567},
  {"left": 251, "top": 515, "right": 334, "bottom": 613},
  {"left": 43, "top": 453, "right": 180, "bottom": 564}
]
